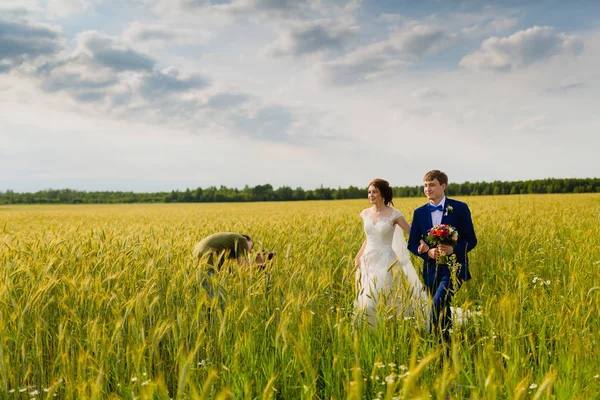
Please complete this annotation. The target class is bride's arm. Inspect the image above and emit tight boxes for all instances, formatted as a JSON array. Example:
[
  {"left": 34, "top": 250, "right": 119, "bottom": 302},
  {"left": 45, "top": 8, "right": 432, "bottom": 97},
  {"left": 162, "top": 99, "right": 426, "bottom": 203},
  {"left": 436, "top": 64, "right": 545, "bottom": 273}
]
[
  {"left": 397, "top": 216, "right": 429, "bottom": 253},
  {"left": 355, "top": 240, "right": 366, "bottom": 269},
  {"left": 395, "top": 216, "right": 429, "bottom": 252},
  {"left": 394, "top": 215, "right": 411, "bottom": 235}
]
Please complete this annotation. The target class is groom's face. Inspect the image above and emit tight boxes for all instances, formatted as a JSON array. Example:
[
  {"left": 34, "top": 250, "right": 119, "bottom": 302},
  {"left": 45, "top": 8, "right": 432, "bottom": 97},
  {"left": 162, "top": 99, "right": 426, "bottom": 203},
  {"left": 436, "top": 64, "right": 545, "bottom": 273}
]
[{"left": 423, "top": 179, "right": 446, "bottom": 203}]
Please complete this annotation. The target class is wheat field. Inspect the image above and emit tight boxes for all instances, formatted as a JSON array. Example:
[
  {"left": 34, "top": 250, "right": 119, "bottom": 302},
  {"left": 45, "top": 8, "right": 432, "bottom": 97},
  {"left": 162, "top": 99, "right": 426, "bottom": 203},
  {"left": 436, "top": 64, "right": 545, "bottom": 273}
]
[{"left": 1, "top": 194, "right": 599, "bottom": 399}]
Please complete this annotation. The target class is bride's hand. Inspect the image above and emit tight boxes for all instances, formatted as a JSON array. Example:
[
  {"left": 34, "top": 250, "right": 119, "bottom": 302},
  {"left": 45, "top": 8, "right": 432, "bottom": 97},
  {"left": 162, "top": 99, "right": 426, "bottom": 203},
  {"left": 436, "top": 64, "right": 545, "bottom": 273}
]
[{"left": 418, "top": 240, "right": 430, "bottom": 254}]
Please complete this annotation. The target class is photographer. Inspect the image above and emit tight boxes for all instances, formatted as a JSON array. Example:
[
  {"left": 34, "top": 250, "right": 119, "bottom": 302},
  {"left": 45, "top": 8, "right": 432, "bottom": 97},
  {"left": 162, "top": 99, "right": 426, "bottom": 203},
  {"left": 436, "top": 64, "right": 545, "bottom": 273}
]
[
  {"left": 193, "top": 232, "right": 274, "bottom": 269},
  {"left": 193, "top": 232, "right": 275, "bottom": 309}
]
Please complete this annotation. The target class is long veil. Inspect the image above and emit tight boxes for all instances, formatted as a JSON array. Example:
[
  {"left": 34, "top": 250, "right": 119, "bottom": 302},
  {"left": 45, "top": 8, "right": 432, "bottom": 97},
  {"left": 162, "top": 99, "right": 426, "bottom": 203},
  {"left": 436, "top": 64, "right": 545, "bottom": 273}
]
[{"left": 392, "top": 225, "right": 430, "bottom": 325}]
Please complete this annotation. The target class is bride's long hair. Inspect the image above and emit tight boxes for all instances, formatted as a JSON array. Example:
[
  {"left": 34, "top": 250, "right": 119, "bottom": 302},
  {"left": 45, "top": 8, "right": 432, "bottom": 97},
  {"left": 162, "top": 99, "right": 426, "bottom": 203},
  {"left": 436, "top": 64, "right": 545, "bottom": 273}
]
[{"left": 368, "top": 178, "right": 394, "bottom": 206}]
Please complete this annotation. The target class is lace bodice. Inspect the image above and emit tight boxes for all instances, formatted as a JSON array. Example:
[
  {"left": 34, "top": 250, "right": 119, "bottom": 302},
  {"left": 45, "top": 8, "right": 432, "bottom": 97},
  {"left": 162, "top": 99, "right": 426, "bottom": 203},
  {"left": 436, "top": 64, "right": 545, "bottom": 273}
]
[{"left": 360, "top": 207, "right": 403, "bottom": 253}]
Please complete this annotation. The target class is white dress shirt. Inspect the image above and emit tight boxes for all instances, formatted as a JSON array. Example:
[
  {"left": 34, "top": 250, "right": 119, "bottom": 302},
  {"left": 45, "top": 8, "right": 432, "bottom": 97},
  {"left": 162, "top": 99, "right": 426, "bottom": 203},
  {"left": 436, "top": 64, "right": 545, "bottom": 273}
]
[{"left": 430, "top": 197, "right": 446, "bottom": 226}]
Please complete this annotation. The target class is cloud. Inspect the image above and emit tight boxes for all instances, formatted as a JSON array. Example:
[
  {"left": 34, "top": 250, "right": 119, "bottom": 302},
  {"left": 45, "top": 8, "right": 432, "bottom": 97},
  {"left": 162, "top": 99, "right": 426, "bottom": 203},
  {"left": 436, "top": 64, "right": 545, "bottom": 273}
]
[
  {"left": 377, "top": 13, "right": 408, "bottom": 24},
  {"left": 73, "top": 90, "right": 106, "bottom": 102},
  {"left": 0, "top": 1, "right": 44, "bottom": 19},
  {"left": 123, "top": 22, "right": 212, "bottom": 48},
  {"left": 32, "top": 31, "right": 155, "bottom": 101},
  {"left": 46, "top": 0, "right": 93, "bottom": 18},
  {"left": 233, "top": 104, "right": 295, "bottom": 142},
  {"left": 544, "top": 81, "right": 585, "bottom": 95},
  {"left": 266, "top": 20, "right": 357, "bottom": 57},
  {"left": 213, "top": 0, "right": 314, "bottom": 18},
  {"left": 31, "top": 30, "right": 209, "bottom": 120},
  {"left": 460, "top": 26, "right": 584, "bottom": 71},
  {"left": 206, "top": 92, "right": 251, "bottom": 109},
  {"left": 389, "top": 25, "right": 458, "bottom": 57},
  {"left": 79, "top": 31, "right": 155, "bottom": 71},
  {"left": 124, "top": 22, "right": 178, "bottom": 42},
  {"left": 40, "top": 71, "right": 118, "bottom": 93},
  {"left": 487, "top": 17, "right": 519, "bottom": 33},
  {"left": 155, "top": 0, "right": 315, "bottom": 19},
  {"left": 511, "top": 115, "right": 546, "bottom": 132},
  {"left": 0, "top": 18, "right": 63, "bottom": 69},
  {"left": 315, "top": 22, "right": 460, "bottom": 86},
  {"left": 137, "top": 68, "right": 209, "bottom": 98},
  {"left": 412, "top": 87, "right": 444, "bottom": 100},
  {"left": 319, "top": 44, "right": 407, "bottom": 85}
]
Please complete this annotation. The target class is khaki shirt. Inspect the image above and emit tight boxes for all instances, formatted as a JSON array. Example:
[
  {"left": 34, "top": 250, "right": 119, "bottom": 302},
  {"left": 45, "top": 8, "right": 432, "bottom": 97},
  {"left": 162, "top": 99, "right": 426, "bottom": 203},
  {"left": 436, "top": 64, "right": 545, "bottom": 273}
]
[{"left": 193, "top": 232, "right": 249, "bottom": 268}]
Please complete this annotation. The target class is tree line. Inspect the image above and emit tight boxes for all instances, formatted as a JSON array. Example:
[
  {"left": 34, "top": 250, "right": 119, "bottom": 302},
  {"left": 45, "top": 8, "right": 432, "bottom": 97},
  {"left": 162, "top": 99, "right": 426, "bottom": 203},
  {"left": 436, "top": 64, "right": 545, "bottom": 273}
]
[{"left": 1, "top": 178, "right": 599, "bottom": 204}]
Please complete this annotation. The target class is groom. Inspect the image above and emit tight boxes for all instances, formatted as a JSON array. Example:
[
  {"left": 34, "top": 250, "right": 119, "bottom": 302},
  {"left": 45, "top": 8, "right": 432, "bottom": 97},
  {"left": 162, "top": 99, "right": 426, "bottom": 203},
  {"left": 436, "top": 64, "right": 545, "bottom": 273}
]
[{"left": 408, "top": 170, "right": 477, "bottom": 342}]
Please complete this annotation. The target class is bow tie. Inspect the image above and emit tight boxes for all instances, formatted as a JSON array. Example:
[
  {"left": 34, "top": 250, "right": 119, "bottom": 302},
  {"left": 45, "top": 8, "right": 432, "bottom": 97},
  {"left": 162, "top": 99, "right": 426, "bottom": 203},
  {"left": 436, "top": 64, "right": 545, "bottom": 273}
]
[{"left": 427, "top": 203, "right": 444, "bottom": 212}]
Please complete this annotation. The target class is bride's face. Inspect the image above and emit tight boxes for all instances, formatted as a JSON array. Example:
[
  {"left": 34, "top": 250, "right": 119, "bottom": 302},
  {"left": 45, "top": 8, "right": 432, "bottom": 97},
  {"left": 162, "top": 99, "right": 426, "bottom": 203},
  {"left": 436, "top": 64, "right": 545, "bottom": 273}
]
[{"left": 367, "top": 185, "right": 383, "bottom": 204}]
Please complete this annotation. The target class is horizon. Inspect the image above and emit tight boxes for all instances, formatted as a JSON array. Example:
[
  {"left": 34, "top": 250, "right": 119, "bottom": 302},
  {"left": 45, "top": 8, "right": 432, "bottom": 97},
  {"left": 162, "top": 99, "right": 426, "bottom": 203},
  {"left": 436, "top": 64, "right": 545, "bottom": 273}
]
[
  {"left": 2, "top": 0, "right": 599, "bottom": 193},
  {"left": 2, "top": 176, "right": 599, "bottom": 194}
]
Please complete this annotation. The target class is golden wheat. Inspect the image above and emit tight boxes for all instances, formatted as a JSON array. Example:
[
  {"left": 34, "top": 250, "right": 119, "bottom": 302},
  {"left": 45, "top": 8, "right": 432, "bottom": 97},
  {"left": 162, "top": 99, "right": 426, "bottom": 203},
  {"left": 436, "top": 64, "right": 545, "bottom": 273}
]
[{"left": 0, "top": 194, "right": 599, "bottom": 399}]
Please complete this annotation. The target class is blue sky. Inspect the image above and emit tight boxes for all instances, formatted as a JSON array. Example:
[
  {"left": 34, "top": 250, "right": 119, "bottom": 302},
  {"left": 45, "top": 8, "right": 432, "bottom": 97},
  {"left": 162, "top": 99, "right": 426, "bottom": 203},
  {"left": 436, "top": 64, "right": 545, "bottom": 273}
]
[{"left": 1, "top": 0, "right": 599, "bottom": 192}]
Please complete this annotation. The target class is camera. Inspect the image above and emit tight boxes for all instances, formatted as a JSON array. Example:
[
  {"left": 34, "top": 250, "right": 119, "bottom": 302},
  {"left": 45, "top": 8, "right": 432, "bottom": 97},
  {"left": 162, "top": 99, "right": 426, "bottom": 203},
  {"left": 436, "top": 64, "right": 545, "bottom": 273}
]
[{"left": 262, "top": 250, "right": 276, "bottom": 260}]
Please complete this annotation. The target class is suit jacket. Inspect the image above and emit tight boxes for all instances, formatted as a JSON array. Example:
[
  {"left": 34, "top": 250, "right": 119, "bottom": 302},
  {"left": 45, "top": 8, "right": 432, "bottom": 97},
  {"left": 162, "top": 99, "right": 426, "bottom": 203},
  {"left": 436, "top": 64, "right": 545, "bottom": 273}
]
[{"left": 408, "top": 198, "right": 477, "bottom": 287}]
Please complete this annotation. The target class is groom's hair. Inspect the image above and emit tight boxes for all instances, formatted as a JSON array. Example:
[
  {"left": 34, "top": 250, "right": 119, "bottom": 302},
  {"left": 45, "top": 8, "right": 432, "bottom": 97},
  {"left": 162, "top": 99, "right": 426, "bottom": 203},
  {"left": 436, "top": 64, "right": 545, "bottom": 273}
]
[
  {"left": 368, "top": 178, "right": 394, "bottom": 206},
  {"left": 424, "top": 170, "right": 448, "bottom": 186}
]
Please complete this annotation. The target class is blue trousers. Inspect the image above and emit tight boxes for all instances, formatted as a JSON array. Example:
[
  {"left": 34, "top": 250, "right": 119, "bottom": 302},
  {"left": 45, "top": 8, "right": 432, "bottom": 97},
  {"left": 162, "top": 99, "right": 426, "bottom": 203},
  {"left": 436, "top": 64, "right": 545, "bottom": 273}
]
[{"left": 427, "top": 275, "right": 460, "bottom": 342}]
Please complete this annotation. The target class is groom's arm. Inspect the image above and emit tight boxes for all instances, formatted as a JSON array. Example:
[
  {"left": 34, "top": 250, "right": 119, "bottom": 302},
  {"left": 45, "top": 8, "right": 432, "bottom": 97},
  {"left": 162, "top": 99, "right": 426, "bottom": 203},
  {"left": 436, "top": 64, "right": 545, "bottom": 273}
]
[
  {"left": 455, "top": 202, "right": 477, "bottom": 257},
  {"left": 408, "top": 210, "right": 428, "bottom": 260}
]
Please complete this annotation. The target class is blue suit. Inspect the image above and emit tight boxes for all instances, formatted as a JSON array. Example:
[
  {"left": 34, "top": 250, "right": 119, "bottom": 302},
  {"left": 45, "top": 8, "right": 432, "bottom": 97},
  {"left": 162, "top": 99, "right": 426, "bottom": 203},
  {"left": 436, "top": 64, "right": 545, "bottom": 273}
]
[{"left": 408, "top": 198, "right": 477, "bottom": 338}]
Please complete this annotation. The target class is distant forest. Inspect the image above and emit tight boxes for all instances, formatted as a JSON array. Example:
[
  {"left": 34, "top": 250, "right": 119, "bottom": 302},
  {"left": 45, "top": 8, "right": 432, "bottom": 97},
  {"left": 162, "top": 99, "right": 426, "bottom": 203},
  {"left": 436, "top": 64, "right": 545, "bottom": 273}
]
[{"left": 1, "top": 178, "right": 599, "bottom": 204}]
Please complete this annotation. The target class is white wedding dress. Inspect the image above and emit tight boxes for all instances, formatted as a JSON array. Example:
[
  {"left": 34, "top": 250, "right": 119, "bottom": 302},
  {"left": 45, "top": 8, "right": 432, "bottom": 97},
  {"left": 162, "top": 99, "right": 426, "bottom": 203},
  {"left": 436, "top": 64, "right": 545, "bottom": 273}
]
[{"left": 355, "top": 207, "right": 430, "bottom": 328}]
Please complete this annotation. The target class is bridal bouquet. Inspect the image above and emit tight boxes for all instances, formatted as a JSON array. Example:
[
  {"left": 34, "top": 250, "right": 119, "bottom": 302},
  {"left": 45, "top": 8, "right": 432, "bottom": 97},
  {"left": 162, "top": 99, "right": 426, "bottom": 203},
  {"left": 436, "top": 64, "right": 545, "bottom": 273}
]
[
  {"left": 427, "top": 224, "right": 458, "bottom": 265},
  {"left": 426, "top": 224, "right": 459, "bottom": 247}
]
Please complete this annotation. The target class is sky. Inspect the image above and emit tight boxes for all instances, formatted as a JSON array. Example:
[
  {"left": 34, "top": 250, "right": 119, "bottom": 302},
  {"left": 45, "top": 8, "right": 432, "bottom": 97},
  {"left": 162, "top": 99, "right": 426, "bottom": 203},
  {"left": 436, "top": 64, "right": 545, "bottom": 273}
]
[{"left": 1, "top": 0, "right": 599, "bottom": 193}]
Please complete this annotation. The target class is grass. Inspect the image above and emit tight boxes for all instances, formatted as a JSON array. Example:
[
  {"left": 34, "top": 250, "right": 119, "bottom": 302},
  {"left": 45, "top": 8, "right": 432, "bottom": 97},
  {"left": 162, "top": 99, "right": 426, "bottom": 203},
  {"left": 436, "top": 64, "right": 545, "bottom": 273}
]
[{"left": 0, "top": 194, "right": 599, "bottom": 399}]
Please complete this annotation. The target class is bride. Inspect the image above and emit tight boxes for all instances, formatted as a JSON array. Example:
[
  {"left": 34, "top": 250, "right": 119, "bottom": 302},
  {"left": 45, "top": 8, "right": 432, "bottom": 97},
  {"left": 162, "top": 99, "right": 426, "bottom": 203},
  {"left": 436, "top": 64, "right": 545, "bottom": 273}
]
[{"left": 354, "top": 178, "right": 429, "bottom": 328}]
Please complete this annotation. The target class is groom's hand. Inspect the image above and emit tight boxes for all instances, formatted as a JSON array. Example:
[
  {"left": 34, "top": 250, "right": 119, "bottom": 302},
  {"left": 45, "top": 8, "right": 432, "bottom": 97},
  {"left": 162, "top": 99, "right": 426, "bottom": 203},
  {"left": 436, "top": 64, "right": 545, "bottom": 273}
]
[
  {"left": 427, "top": 248, "right": 439, "bottom": 259},
  {"left": 438, "top": 244, "right": 454, "bottom": 255},
  {"left": 418, "top": 240, "right": 430, "bottom": 254}
]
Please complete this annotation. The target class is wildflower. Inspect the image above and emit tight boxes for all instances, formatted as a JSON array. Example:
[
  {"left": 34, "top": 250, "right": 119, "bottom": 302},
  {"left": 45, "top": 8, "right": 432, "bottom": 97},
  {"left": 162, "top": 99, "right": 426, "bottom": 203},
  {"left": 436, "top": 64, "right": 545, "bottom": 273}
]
[
  {"left": 388, "top": 363, "right": 396, "bottom": 368},
  {"left": 545, "top": 280, "right": 551, "bottom": 285},
  {"left": 532, "top": 277, "right": 539, "bottom": 283},
  {"left": 30, "top": 390, "right": 40, "bottom": 396},
  {"left": 131, "top": 377, "right": 138, "bottom": 382},
  {"left": 141, "top": 380, "right": 150, "bottom": 386},
  {"left": 529, "top": 383, "right": 538, "bottom": 389},
  {"left": 349, "top": 381, "right": 356, "bottom": 387},
  {"left": 594, "top": 374, "right": 599, "bottom": 379},
  {"left": 19, "top": 388, "right": 27, "bottom": 393},
  {"left": 399, "top": 365, "right": 408, "bottom": 371},
  {"left": 385, "top": 374, "right": 396, "bottom": 384}
]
